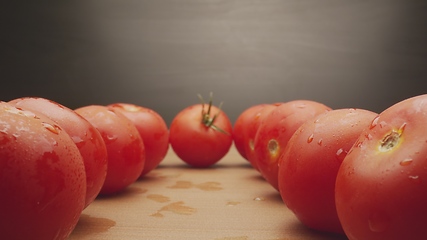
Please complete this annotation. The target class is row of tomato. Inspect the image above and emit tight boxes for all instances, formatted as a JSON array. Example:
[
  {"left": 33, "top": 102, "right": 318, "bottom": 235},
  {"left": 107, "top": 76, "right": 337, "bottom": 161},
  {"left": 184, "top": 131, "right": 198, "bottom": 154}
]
[
  {"left": 1, "top": 93, "right": 427, "bottom": 240},
  {"left": 0, "top": 97, "right": 171, "bottom": 240},
  {"left": 230, "top": 95, "right": 427, "bottom": 240}
]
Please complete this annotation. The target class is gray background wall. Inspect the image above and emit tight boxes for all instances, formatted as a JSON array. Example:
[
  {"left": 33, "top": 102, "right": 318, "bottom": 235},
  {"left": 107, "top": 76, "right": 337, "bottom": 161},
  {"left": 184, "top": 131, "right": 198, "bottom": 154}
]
[{"left": 1, "top": 1, "right": 427, "bottom": 125}]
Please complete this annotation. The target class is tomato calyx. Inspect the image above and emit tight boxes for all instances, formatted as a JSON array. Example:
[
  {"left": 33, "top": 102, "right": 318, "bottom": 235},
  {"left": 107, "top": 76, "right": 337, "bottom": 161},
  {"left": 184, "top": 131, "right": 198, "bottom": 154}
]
[
  {"left": 198, "top": 93, "right": 230, "bottom": 135},
  {"left": 379, "top": 123, "right": 406, "bottom": 152}
]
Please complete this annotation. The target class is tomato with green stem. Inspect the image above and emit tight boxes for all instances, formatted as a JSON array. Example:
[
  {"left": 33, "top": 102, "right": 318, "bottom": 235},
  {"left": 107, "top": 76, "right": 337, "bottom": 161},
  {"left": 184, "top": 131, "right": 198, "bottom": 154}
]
[{"left": 169, "top": 93, "right": 233, "bottom": 168}]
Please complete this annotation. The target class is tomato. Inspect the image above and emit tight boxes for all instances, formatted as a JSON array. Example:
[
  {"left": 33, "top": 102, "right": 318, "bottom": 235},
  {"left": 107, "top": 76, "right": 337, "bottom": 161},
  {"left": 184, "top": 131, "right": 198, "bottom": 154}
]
[
  {"left": 75, "top": 105, "right": 145, "bottom": 195},
  {"left": 254, "top": 100, "right": 331, "bottom": 190},
  {"left": 169, "top": 96, "right": 232, "bottom": 168},
  {"left": 233, "top": 104, "right": 270, "bottom": 160},
  {"left": 108, "top": 103, "right": 169, "bottom": 177},
  {"left": 335, "top": 94, "right": 427, "bottom": 240},
  {"left": 278, "top": 108, "right": 377, "bottom": 234},
  {"left": 10, "top": 97, "right": 108, "bottom": 208},
  {"left": 0, "top": 101, "right": 86, "bottom": 240},
  {"left": 244, "top": 104, "right": 280, "bottom": 170}
]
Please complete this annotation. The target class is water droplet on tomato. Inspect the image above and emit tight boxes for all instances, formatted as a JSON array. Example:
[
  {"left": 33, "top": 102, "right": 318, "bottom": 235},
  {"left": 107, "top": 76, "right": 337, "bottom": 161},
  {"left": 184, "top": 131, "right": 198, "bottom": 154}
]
[
  {"left": 307, "top": 134, "right": 314, "bottom": 143},
  {"left": 42, "top": 122, "right": 61, "bottom": 134},
  {"left": 368, "top": 212, "right": 389, "bottom": 233},
  {"left": 400, "top": 158, "right": 413, "bottom": 166},
  {"left": 317, "top": 138, "right": 323, "bottom": 146},
  {"left": 104, "top": 134, "right": 118, "bottom": 143},
  {"left": 336, "top": 148, "right": 347, "bottom": 162},
  {"left": 409, "top": 175, "right": 421, "bottom": 184},
  {"left": 296, "top": 103, "right": 307, "bottom": 109},
  {"left": 248, "top": 139, "right": 255, "bottom": 151},
  {"left": 370, "top": 116, "right": 379, "bottom": 129}
]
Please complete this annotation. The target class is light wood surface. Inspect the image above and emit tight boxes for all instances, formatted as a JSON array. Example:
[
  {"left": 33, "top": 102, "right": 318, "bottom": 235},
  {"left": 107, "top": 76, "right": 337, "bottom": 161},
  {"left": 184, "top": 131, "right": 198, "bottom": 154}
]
[{"left": 69, "top": 146, "right": 348, "bottom": 240}]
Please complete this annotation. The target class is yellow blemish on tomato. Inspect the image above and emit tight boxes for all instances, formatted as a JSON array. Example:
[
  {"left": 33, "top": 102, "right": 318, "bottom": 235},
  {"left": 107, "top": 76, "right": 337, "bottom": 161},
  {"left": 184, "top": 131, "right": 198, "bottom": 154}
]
[
  {"left": 268, "top": 139, "right": 279, "bottom": 158},
  {"left": 378, "top": 123, "right": 406, "bottom": 152}
]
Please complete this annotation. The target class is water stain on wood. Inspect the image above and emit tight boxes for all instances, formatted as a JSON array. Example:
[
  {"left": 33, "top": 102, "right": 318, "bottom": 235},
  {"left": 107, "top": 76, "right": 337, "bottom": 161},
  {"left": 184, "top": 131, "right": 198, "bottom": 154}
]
[
  {"left": 72, "top": 214, "right": 116, "bottom": 236},
  {"left": 214, "top": 236, "right": 249, "bottom": 240},
  {"left": 150, "top": 201, "right": 197, "bottom": 217},
  {"left": 226, "top": 201, "right": 241, "bottom": 206},
  {"left": 147, "top": 194, "right": 171, "bottom": 203},
  {"left": 167, "top": 180, "right": 223, "bottom": 191}
]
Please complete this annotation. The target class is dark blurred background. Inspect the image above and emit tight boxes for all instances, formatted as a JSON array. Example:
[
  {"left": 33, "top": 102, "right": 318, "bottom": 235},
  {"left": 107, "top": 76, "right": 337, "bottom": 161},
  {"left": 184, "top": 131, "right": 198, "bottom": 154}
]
[{"left": 1, "top": 0, "right": 426, "bottom": 125}]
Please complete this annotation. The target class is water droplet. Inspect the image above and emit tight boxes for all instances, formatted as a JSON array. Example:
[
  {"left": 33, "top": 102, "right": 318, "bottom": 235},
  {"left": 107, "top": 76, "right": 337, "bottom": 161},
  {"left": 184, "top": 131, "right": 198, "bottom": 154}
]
[
  {"left": 42, "top": 122, "right": 61, "bottom": 134},
  {"left": 248, "top": 139, "right": 255, "bottom": 151},
  {"left": 253, "top": 197, "right": 265, "bottom": 201},
  {"left": 317, "top": 138, "right": 323, "bottom": 146},
  {"left": 409, "top": 175, "right": 421, "bottom": 184},
  {"left": 400, "top": 158, "right": 413, "bottom": 166},
  {"left": 336, "top": 148, "right": 347, "bottom": 161},
  {"left": 368, "top": 212, "right": 389, "bottom": 232},
  {"left": 103, "top": 134, "right": 118, "bottom": 143},
  {"left": 307, "top": 134, "right": 314, "bottom": 143},
  {"left": 365, "top": 133, "right": 373, "bottom": 140},
  {"left": 370, "top": 116, "right": 379, "bottom": 129},
  {"left": 296, "top": 103, "right": 307, "bottom": 109}
]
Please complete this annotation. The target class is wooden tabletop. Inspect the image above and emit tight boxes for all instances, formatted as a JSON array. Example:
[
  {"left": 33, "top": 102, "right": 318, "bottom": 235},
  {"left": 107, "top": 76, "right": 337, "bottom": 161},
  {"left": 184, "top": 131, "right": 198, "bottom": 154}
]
[{"left": 69, "top": 146, "right": 348, "bottom": 240}]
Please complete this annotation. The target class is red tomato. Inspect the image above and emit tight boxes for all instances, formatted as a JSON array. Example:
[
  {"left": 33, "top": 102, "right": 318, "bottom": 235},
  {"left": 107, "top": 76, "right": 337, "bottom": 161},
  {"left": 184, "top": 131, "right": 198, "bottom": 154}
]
[
  {"left": 233, "top": 104, "right": 269, "bottom": 160},
  {"left": 254, "top": 100, "right": 331, "bottom": 190},
  {"left": 244, "top": 104, "right": 280, "bottom": 170},
  {"left": 0, "top": 101, "right": 86, "bottom": 240},
  {"left": 10, "top": 97, "right": 108, "bottom": 208},
  {"left": 278, "top": 108, "right": 377, "bottom": 234},
  {"left": 169, "top": 98, "right": 232, "bottom": 168},
  {"left": 108, "top": 103, "right": 169, "bottom": 177},
  {"left": 335, "top": 94, "right": 427, "bottom": 240},
  {"left": 75, "top": 105, "right": 145, "bottom": 195}
]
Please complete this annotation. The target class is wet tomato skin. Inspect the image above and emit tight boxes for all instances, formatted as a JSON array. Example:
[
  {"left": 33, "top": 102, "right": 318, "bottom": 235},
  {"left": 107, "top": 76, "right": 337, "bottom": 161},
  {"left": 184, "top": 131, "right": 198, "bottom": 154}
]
[
  {"left": 254, "top": 100, "right": 331, "bottom": 190},
  {"left": 278, "top": 108, "right": 377, "bottom": 234},
  {"left": 75, "top": 105, "right": 145, "bottom": 195},
  {"left": 233, "top": 104, "right": 269, "bottom": 160},
  {"left": 108, "top": 103, "right": 169, "bottom": 177},
  {"left": 0, "top": 101, "right": 86, "bottom": 240},
  {"left": 335, "top": 94, "right": 427, "bottom": 240},
  {"left": 169, "top": 104, "right": 233, "bottom": 168},
  {"left": 10, "top": 97, "right": 108, "bottom": 208}
]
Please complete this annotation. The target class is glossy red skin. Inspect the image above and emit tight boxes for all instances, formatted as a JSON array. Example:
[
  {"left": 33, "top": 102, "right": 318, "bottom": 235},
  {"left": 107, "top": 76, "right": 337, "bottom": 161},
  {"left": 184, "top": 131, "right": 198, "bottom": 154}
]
[
  {"left": 10, "top": 97, "right": 108, "bottom": 208},
  {"left": 233, "top": 104, "right": 269, "bottom": 160},
  {"left": 244, "top": 104, "right": 280, "bottom": 170},
  {"left": 254, "top": 100, "right": 331, "bottom": 190},
  {"left": 335, "top": 94, "right": 427, "bottom": 240},
  {"left": 278, "top": 108, "right": 377, "bottom": 234},
  {"left": 75, "top": 105, "right": 145, "bottom": 195},
  {"left": 108, "top": 103, "right": 169, "bottom": 177},
  {"left": 169, "top": 104, "right": 233, "bottom": 168},
  {"left": 0, "top": 101, "right": 86, "bottom": 240}
]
